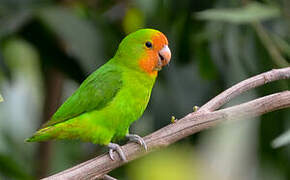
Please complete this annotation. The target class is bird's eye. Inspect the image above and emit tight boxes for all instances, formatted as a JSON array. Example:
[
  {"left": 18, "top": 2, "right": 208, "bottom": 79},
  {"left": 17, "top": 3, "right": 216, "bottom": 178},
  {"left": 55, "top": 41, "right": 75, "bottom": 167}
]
[{"left": 145, "top": 41, "right": 153, "bottom": 48}]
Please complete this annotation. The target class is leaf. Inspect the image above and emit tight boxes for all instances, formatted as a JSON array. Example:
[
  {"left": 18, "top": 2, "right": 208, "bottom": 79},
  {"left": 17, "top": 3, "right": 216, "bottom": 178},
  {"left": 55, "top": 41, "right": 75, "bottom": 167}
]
[
  {"left": 272, "top": 34, "right": 290, "bottom": 58},
  {"left": 271, "top": 129, "right": 290, "bottom": 148},
  {"left": 38, "top": 6, "right": 103, "bottom": 72},
  {"left": 0, "top": 94, "right": 3, "bottom": 102},
  {"left": 196, "top": 2, "right": 280, "bottom": 24},
  {"left": 0, "top": 154, "right": 32, "bottom": 180}
]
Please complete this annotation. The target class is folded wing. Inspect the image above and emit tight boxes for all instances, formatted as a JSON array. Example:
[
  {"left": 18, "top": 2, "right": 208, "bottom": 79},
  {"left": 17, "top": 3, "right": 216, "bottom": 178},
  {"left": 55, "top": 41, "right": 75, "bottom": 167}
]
[{"left": 43, "top": 64, "right": 123, "bottom": 127}]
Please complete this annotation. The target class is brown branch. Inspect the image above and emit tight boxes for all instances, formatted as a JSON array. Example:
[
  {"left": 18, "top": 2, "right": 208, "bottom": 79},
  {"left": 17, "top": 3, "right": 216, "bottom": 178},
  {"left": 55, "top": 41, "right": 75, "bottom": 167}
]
[
  {"left": 43, "top": 67, "right": 290, "bottom": 180},
  {"left": 199, "top": 67, "right": 290, "bottom": 112}
]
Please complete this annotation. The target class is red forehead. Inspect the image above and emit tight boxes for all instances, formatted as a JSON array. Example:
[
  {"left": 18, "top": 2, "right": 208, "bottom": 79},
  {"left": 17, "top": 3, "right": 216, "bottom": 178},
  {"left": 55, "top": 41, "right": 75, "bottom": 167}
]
[{"left": 151, "top": 32, "right": 168, "bottom": 50}]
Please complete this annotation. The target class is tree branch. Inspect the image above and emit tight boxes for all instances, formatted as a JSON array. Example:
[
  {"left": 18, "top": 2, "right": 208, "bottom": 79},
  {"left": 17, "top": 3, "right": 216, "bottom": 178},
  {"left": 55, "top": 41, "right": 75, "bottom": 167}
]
[
  {"left": 43, "top": 67, "right": 290, "bottom": 180},
  {"left": 199, "top": 67, "right": 290, "bottom": 112}
]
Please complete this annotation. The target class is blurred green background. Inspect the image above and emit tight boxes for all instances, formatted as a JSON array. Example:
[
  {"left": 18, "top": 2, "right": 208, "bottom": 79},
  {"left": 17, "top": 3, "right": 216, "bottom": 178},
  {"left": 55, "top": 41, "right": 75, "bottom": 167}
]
[{"left": 0, "top": 0, "right": 290, "bottom": 179}]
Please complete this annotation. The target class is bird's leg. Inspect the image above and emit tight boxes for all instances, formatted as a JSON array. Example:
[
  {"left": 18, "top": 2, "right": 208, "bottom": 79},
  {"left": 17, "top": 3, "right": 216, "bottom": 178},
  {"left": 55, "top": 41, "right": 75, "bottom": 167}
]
[
  {"left": 126, "top": 134, "right": 148, "bottom": 151},
  {"left": 107, "top": 143, "right": 127, "bottom": 161}
]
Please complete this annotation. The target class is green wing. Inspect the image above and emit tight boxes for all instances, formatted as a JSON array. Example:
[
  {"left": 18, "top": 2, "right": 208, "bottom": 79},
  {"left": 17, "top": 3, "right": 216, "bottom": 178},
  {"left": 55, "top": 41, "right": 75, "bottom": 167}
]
[{"left": 43, "top": 63, "right": 122, "bottom": 127}]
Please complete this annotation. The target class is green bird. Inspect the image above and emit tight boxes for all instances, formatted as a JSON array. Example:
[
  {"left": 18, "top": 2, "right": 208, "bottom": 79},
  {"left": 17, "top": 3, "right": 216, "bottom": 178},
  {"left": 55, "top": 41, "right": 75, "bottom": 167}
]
[{"left": 26, "top": 29, "right": 171, "bottom": 161}]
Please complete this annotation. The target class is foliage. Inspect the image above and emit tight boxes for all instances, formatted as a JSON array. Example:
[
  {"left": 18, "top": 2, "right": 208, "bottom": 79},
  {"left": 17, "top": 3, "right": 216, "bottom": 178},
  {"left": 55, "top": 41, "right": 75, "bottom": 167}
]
[{"left": 196, "top": 2, "right": 281, "bottom": 24}]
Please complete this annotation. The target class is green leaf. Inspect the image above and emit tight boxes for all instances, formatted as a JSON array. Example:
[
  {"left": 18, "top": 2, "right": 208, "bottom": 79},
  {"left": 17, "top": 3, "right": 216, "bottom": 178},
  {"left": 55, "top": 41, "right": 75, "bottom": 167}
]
[
  {"left": 271, "top": 129, "right": 290, "bottom": 148},
  {"left": 272, "top": 34, "right": 290, "bottom": 58},
  {"left": 196, "top": 2, "right": 280, "bottom": 24},
  {"left": 0, "top": 94, "right": 3, "bottom": 102},
  {"left": 0, "top": 154, "right": 32, "bottom": 180},
  {"left": 38, "top": 6, "right": 103, "bottom": 72}
]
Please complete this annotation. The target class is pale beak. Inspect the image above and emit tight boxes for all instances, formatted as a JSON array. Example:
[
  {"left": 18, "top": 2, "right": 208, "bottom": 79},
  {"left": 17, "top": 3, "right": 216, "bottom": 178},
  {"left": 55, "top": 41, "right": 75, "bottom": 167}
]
[{"left": 155, "top": 45, "right": 171, "bottom": 71}]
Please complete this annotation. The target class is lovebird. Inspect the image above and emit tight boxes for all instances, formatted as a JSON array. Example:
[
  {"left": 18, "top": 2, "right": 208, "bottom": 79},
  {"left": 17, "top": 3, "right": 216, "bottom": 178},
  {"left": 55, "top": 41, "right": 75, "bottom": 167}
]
[{"left": 26, "top": 29, "right": 171, "bottom": 161}]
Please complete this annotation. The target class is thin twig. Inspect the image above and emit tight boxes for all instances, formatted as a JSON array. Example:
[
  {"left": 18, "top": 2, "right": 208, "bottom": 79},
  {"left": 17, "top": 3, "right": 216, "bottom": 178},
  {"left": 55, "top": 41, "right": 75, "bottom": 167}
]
[{"left": 42, "top": 67, "right": 290, "bottom": 180}]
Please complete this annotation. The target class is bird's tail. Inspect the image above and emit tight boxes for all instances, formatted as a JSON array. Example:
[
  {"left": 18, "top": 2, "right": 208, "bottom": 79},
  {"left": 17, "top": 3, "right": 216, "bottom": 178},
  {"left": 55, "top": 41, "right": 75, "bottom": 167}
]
[{"left": 25, "top": 126, "right": 55, "bottom": 142}]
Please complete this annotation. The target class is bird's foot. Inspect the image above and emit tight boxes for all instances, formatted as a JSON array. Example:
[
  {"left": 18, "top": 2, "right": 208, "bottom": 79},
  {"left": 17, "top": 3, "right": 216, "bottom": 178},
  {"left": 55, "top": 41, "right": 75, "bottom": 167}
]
[
  {"left": 103, "top": 174, "right": 117, "bottom": 180},
  {"left": 126, "top": 134, "right": 147, "bottom": 151},
  {"left": 108, "top": 143, "right": 127, "bottom": 162}
]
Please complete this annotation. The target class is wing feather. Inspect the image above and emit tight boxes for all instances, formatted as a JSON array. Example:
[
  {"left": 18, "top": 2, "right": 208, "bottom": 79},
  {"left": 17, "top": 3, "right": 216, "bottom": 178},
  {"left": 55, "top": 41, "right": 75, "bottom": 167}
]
[{"left": 43, "top": 64, "right": 122, "bottom": 127}]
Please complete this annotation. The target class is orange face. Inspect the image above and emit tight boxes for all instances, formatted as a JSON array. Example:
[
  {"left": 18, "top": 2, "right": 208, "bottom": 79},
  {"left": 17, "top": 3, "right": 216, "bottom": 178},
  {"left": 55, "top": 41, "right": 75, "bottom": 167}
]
[{"left": 139, "top": 32, "right": 171, "bottom": 76}]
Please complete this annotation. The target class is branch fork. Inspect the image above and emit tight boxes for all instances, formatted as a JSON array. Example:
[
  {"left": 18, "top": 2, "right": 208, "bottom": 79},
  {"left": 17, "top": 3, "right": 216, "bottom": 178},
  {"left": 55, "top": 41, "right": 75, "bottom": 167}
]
[{"left": 43, "top": 67, "right": 290, "bottom": 180}]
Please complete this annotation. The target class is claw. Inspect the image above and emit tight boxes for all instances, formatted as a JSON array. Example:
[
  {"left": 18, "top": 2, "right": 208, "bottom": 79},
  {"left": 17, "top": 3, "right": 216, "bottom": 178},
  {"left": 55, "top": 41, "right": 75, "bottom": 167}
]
[
  {"left": 109, "top": 148, "right": 114, "bottom": 160},
  {"left": 108, "top": 143, "right": 127, "bottom": 162},
  {"left": 126, "top": 134, "right": 148, "bottom": 151},
  {"left": 103, "top": 174, "right": 117, "bottom": 180}
]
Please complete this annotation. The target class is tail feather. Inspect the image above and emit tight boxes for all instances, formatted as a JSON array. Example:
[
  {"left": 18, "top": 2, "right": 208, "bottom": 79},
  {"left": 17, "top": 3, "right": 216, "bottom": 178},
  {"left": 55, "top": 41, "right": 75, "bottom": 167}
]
[{"left": 25, "top": 126, "right": 55, "bottom": 142}]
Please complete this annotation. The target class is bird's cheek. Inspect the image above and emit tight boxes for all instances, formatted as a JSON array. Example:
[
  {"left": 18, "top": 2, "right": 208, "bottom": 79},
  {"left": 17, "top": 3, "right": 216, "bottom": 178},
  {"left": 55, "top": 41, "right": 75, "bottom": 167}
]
[{"left": 139, "top": 54, "right": 158, "bottom": 74}]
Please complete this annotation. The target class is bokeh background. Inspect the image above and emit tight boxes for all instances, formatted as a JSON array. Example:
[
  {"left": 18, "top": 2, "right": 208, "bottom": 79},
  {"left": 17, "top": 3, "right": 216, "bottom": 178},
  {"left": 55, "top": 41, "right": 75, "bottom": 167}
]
[{"left": 0, "top": 0, "right": 290, "bottom": 179}]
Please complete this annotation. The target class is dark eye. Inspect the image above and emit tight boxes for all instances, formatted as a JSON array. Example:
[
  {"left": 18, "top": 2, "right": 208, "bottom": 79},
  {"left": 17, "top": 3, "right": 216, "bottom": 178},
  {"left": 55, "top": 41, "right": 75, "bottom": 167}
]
[{"left": 145, "top": 41, "right": 152, "bottom": 48}]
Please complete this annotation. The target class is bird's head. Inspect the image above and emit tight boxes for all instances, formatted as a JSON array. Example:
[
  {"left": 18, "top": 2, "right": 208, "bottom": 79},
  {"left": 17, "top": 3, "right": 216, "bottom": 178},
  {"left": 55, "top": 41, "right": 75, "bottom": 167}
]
[{"left": 114, "top": 29, "right": 171, "bottom": 77}]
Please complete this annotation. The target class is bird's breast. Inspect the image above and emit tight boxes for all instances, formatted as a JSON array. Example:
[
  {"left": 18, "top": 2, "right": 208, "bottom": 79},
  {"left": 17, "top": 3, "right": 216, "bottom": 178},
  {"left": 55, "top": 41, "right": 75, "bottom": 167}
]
[{"left": 112, "top": 70, "right": 156, "bottom": 127}]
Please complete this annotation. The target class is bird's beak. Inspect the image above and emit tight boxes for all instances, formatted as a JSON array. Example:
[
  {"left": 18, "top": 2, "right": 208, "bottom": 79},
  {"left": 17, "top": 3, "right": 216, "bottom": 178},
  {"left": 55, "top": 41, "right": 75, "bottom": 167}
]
[{"left": 155, "top": 45, "right": 171, "bottom": 71}]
